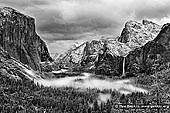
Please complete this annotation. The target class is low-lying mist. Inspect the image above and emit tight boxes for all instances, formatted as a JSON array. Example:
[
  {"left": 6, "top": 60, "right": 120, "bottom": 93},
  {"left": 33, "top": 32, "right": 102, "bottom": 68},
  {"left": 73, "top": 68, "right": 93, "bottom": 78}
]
[{"left": 35, "top": 73, "right": 148, "bottom": 95}]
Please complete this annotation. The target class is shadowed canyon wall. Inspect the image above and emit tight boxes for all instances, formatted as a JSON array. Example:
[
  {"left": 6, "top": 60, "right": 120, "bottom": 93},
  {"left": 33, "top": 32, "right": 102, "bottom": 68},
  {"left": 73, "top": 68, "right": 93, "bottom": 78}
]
[{"left": 0, "top": 7, "right": 52, "bottom": 71}]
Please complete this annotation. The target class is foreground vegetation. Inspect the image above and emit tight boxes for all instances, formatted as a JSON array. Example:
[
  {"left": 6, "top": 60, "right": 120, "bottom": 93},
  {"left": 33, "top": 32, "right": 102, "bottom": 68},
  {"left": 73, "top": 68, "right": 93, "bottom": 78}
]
[{"left": 0, "top": 69, "right": 170, "bottom": 113}]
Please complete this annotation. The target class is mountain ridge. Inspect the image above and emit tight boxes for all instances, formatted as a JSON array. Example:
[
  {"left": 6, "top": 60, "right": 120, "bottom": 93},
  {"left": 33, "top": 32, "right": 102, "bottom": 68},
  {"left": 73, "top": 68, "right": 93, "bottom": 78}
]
[{"left": 56, "top": 20, "right": 162, "bottom": 75}]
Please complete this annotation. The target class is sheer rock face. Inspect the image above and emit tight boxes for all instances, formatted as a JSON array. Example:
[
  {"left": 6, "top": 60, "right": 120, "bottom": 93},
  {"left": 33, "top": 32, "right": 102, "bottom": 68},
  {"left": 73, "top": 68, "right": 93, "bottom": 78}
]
[
  {"left": 118, "top": 20, "right": 161, "bottom": 49},
  {"left": 57, "top": 20, "right": 162, "bottom": 76},
  {"left": 0, "top": 7, "right": 52, "bottom": 71},
  {"left": 0, "top": 47, "right": 41, "bottom": 80},
  {"left": 126, "top": 23, "right": 170, "bottom": 75}
]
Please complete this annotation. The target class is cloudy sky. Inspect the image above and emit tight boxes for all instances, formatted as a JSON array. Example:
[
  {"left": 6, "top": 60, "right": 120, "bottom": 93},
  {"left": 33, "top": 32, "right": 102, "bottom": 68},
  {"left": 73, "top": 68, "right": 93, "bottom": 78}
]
[{"left": 1, "top": 0, "right": 170, "bottom": 56}]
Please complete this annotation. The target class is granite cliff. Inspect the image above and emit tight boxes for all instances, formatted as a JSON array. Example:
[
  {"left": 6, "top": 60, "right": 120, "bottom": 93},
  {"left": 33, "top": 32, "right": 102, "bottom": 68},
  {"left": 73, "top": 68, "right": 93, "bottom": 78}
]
[
  {"left": 0, "top": 46, "right": 41, "bottom": 80},
  {"left": 126, "top": 23, "right": 170, "bottom": 76},
  {"left": 0, "top": 7, "right": 52, "bottom": 71}
]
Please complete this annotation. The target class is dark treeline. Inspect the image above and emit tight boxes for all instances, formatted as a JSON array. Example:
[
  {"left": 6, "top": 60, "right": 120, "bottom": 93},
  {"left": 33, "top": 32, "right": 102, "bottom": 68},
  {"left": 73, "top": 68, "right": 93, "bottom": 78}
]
[{"left": 0, "top": 70, "right": 170, "bottom": 113}]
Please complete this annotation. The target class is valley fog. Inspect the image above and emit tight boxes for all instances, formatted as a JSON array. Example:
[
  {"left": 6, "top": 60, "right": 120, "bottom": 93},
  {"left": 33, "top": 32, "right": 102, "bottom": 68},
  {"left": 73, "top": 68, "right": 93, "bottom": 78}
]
[{"left": 35, "top": 73, "right": 148, "bottom": 95}]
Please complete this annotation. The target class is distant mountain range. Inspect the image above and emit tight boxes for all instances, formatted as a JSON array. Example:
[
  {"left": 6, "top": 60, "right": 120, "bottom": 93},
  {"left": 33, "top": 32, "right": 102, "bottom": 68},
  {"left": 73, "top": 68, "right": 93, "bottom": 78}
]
[{"left": 56, "top": 19, "right": 170, "bottom": 76}]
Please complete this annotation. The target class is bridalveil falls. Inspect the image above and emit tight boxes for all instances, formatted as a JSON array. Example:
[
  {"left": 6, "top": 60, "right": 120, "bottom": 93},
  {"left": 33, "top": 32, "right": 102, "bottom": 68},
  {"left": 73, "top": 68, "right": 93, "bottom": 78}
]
[{"left": 122, "top": 57, "right": 126, "bottom": 76}]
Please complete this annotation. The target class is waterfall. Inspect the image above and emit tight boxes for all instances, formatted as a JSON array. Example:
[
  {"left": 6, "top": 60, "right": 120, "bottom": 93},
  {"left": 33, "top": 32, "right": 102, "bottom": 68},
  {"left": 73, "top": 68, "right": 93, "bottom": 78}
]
[{"left": 122, "top": 57, "right": 126, "bottom": 76}]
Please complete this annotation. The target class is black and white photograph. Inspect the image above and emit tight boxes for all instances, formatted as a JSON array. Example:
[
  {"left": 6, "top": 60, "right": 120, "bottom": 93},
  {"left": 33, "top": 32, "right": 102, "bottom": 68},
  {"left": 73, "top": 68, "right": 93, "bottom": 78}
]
[{"left": 0, "top": 0, "right": 170, "bottom": 112}]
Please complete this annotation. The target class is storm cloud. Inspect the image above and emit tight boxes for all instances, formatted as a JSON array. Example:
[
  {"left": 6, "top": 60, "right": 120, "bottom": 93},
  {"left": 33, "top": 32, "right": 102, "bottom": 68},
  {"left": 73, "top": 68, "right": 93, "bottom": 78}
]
[{"left": 1, "top": 0, "right": 170, "bottom": 54}]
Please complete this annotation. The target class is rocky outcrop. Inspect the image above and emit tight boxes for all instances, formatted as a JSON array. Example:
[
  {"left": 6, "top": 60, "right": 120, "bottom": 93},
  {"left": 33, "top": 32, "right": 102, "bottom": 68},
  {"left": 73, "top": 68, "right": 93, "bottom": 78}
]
[
  {"left": 118, "top": 20, "right": 161, "bottom": 48},
  {"left": 0, "top": 7, "right": 52, "bottom": 71},
  {"left": 0, "top": 47, "right": 41, "bottom": 80},
  {"left": 57, "top": 20, "right": 161, "bottom": 76}
]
